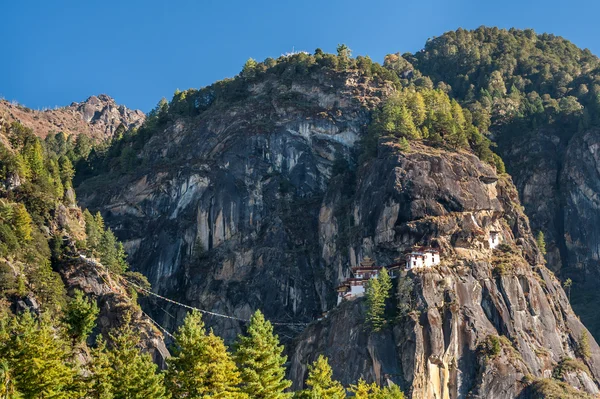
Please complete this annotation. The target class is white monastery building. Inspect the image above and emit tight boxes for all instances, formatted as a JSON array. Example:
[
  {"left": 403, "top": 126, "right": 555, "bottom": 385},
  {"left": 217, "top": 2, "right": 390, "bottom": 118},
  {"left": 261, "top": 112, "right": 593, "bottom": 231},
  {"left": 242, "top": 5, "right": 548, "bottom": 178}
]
[
  {"left": 488, "top": 230, "right": 502, "bottom": 249},
  {"left": 404, "top": 247, "right": 441, "bottom": 271},
  {"left": 337, "top": 247, "right": 441, "bottom": 304}
]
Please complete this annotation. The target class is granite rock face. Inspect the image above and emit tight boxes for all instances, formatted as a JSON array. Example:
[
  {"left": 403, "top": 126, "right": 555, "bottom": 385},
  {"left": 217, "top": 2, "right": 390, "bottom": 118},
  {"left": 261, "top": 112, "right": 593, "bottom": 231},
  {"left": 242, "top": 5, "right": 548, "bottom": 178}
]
[
  {"left": 0, "top": 94, "right": 145, "bottom": 139},
  {"left": 76, "top": 70, "right": 600, "bottom": 397},
  {"left": 290, "top": 141, "right": 600, "bottom": 398},
  {"left": 498, "top": 127, "right": 600, "bottom": 340}
]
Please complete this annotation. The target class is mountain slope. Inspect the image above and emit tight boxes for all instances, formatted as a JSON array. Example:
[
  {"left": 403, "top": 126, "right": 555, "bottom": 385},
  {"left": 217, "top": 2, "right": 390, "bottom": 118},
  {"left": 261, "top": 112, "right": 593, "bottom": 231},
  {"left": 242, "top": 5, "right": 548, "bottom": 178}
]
[
  {"left": 0, "top": 94, "right": 145, "bottom": 139},
  {"left": 72, "top": 49, "right": 600, "bottom": 397},
  {"left": 403, "top": 26, "right": 600, "bottom": 340}
]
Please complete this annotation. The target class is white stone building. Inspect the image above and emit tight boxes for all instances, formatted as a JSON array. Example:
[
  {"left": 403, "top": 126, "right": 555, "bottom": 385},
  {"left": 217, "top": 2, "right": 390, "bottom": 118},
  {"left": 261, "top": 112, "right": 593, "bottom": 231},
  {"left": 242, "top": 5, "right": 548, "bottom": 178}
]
[
  {"left": 337, "top": 257, "right": 380, "bottom": 304},
  {"left": 404, "top": 247, "right": 440, "bottom": 271},
  {"left": 489, "top": 230, "right": 502, "bottom": 249}
]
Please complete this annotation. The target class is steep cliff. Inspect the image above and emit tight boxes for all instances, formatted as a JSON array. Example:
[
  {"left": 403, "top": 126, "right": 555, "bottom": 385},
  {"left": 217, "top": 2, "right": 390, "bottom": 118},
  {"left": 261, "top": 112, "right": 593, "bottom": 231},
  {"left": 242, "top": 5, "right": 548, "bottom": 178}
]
[
  {"left": 74, "top": 59, "right": 600, "bottom": 397},
  {"left": 497, "top": 127, "right": 600, "bottom": 341},
  {"left": 0, "top": 94, "right": 145, "bottom": 139},
  {"left": 76, "top": 67, "right": 391, "bottom": 341},
  {"left": 290, "top": 141, "right": 600, "bottom": 398}
]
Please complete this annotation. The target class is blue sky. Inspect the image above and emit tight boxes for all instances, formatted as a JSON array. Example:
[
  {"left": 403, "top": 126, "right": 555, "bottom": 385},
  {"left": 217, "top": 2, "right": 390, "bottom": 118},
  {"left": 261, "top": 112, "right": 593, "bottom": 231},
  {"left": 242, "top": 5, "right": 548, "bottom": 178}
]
[{"left": 2, "top": 0, "right": 599, "bottom": 112}]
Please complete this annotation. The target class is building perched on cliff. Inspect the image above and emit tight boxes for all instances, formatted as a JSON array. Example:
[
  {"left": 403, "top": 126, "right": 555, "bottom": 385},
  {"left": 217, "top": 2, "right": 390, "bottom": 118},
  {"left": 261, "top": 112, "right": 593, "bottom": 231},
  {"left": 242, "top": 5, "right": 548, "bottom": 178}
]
[
  {"left": 489, "top": 230, "right": 502, "bottom": 249},
  {"left": 337, "top": 248, "right": 441, "bottom": 304},
  {"left": 336, "top": 257, "right": 380, "bottom": 304},
  {"left": 404, "top": 247, "right": 440, "bottom": 271}
]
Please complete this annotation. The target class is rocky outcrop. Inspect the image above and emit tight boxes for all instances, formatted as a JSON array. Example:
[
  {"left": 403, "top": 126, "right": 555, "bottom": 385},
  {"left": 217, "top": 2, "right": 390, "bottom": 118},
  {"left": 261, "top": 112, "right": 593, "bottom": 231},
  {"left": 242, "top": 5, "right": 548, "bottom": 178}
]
[
  {"left": 58, "top": 251, "right": 170, "bottom": 367},
  {"left": 498, "top": 127, "right": 600, "bottom": 340},
  {"left": 76, "top": 68, "right": 600, "bottom": 396},
  {"left": 0, "top": 94, "right": 145, "bottom": 139},
  {"left": 290, "top": 141, "right": 600, "bottom": 398},
  {"left": 77, "top": 69, "right": 390, "bottom": 342}
]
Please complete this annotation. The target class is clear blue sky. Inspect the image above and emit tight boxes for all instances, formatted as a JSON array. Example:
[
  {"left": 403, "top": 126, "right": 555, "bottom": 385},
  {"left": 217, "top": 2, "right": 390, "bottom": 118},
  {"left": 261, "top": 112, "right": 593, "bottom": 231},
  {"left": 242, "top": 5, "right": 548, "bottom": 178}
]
[{"left": 2, "top": 0, "right": 599, "bottom": 112}]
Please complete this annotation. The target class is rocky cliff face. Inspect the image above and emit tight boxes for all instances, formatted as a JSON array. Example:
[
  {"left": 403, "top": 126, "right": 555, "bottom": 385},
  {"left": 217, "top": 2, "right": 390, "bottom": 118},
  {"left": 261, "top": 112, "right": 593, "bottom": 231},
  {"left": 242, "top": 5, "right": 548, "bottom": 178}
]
[
  {"left": 0, "top": 94, "right": 145, "bottom": 138},
  {"left": 75, "top": 69, "right": 600, "bottom": 397},
  {"left": 290, "top": 142, "right": 600, "bottom": 398},
  {"left": 498, "top": 127, "right": 600, "bottom": 340},
  {"left": 77, "top": 69, "right": 390, "bottom": 341}
]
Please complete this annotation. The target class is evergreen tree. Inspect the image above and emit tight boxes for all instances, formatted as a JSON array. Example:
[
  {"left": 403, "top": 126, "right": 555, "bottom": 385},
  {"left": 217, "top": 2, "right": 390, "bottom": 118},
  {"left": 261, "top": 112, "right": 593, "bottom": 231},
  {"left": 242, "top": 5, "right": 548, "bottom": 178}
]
[
  {"left": 396, "top": 107, "right": 420, "bottom": 139},
  {"left": 365, "top": 278, "right": 385, "bottom": 332},
  {"left": 241, "top": 59, "right": 258, "bottom": 79},
  {"left": 2, "top": 312, "right": 77, "bottom": 399},
  {"left": 234, "top": 310, "right": 292, "bottom": 399},
  {"left": 105, "top": 317, "right": 168, "bottom": 399},
  {"left": 63, "top": 289, "right": 99, "bottom": 343},
  {"left": 378, "top": 268, "right": 392, "bottom": 300},
  {"left": 84, "top": 210, "right": 103, "bottom": 253},
  {"left": 348, "top": 379, "right": 374, "bottom": 399},
  {"left": 536, "top": 231, "right": 547, "bottom": 256},
  {"left": 396, "top": 276, "right": 414, "bottom": 319},
  {"left": 301, "top": 355, "right": 345, "bottom": 399},
  {"left": 166, "top": 310, "right": 246, "bottom": 398},
  {"left": 58, "top": 156, "right": 75, "bottom": 189},
  {"left": 86, "top": 337, "right": 114, "bottom": 399},
  {"left": 12, "top": 205, "right": 32, "bottom": 242},
  {"left": 98, "top": 229, "right": 128, "bottom": 274},
  {"left": 577, "top": 332, "right": 591, "bottom": 360},
  {"left": 0, "top": 360, "right": 22, "bottom": 399}
]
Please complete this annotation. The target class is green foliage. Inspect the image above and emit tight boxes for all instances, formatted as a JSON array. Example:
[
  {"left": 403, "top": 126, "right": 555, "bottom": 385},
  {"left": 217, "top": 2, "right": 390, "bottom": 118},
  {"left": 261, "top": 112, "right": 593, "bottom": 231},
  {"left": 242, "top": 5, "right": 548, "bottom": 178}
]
[
  {"left": 576, "top": 332, "right": 591, "bottom": 360},
  {"left": 242, "top": 58, "right": 259, "bottom": 79},
  {"left": 86, "top": 336, "right": 114, "bottom": 399},
  {"left": 0, "top": 360, "right": 22, "bottom": 399},
  {"left": 349, "top": 379, "right": 404, "bottom": 399},
  {"left": 536, "top": 231, "right": 547, "bottom": 256},
  {"left": 103, "top": 316, "right": 169, "bottom": 399},
  {"left": 83, "top": 210, "right": 128, "bottom": 275},
  {"left": 365, "top": 268, "right": 393, "bottom": 332},
  {"left": 528, "top": 378, "right": 595, "bottom": 399},
  {"left": 408, "top": 27, "right": 600, "bottom": 135},
  {"left": 479, "top": 335, "right": 502, "bottom": 359},
  {"left": 365, "top": 87, "right": 500, "bottom": 166},
  {"left": 63, "top": 289, "right": 99, "bottom": 343},
  {"left": 552, "top": 357, "right": 590, "bottom": 380},
  {"left": 166, "top": 310, "right": 246, "bottom": 398},
  {"left": 396, "top": 276, "right": 414, "bottom": 319},
  {"left": 234, "top": 310, "right": 292, "bottom": 399},
  {"left": 0, "top": 312, "right": 77, "bottom": 399},
  {"left": 299, "top": 355, "right": 345, "bottom": 399}
]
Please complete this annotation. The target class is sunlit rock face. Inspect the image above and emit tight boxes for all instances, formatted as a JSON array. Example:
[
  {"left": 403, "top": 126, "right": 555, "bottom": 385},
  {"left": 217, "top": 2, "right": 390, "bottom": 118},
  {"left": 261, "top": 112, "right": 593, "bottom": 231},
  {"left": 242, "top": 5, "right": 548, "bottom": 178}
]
[{"left": 77, "top": 69, "right": 600, "bottom": 397}]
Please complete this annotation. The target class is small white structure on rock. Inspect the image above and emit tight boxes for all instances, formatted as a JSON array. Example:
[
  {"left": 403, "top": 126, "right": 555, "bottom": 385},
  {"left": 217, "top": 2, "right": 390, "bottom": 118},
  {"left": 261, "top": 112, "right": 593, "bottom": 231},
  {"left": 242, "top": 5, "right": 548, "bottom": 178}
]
[
  {"left": 489, "top": 230, "right": 502, "bottom": 249},
  {"left": 337, "top": 257, "right": 381, "bottom": 304},
  {"left": 404, "top": 247, "right": 440, "bottom": 271}
]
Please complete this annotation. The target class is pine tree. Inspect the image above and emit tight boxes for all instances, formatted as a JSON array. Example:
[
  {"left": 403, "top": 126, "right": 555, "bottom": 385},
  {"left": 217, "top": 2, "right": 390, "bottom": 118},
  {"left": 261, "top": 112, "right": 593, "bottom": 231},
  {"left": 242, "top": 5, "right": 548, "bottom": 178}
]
[
  {"left": 376, "top": 384, "right": 405, "bottom": 399},
  {"left": 0, "top": 360, "right": 22, "bottom": 399},
  {"left": 536, "top": 231, "right": 547, "bottom": 256},
  {"left": 378, "top": 268, "right": 392, "bottom": 300},
  {"left": 396, "top": 276, "right": 414, "bottom": 319},
  {"left": 12, "top": 204, "right": 32, "bottom": 242},
  {"left": 365, "top": 278, "right": 385, "bottom": 332},
  {"left": 84, "top": 210, "right": 102, "bottom": 253},
  {"left": 396, "top": 106, "right": 420, "bottom": 139},
  {"left": 348, "top": 379, "right": 374, "bottom": 399},
  {"left": 98, "top": 229, "right": 128, "bottom": 274},
  {"left": 166, "top": 310, "right": 246, "bottom": 398},
  {"left": 234, "top": 310, "right": 292, "bottom": 399},
  {"left": 301, "top": 355, "right": 345, "bottom": 399},
  {"left": 577, "top": 332, "right": 591, "bottom": 360},
  {"left": 105, "top": 318, "right": 168, "bottom": 399},
  {"left": 2, "top": 312, "right": 77, "bottom": 399},
  {"left": 241, "top": 59, "right": 258, "bottom": 79},
  {"left": 86, "top": 337, "right": 114, "bottom": 399},
  {"left": 64, "top": 289, "right": 99, "bottom": 343}
]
